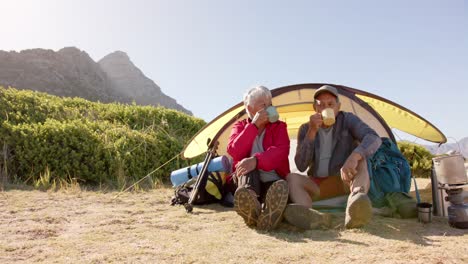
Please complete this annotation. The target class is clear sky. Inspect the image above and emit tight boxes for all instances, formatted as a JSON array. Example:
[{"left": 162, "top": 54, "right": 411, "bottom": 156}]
[{"left": 1, "top": 0, "right": 467, "bottom": 145}]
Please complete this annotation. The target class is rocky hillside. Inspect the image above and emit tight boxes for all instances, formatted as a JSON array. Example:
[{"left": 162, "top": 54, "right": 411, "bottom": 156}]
[{"left": 0, "top": 47, "right": 191, "bottom": 114}]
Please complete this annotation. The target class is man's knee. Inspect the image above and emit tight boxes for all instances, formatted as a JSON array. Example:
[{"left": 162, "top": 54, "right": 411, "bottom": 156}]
[
  {"left": 286, "top": 173, "right": 302, "bottom": 187},
  {"left": 352, "top": 159, "right": 370, "bottom": 193}
]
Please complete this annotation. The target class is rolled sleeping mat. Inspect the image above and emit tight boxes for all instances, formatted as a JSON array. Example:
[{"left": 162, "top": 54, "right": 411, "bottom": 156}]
[{"left": 170, "top": 155, "right": 232, "bottom": 187}]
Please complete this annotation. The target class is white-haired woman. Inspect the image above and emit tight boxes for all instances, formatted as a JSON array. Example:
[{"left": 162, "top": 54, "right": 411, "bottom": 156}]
[{"left": 226, "top": 86, "right": 290, "bottom": 231}]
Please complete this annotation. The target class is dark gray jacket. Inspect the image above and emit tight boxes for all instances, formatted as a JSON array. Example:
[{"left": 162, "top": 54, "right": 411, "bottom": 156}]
[{"left": 295, "top": 111, "right": 382, "bottom": 177}]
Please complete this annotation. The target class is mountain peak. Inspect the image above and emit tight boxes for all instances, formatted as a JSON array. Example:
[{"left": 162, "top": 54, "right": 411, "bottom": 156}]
[
  {"left": 98, "top": 51, "right": 192, "bottom": 115},
  {"left": 99, "top": 50, "right": 135, "bottom": 72},
  {"left": 58, "top": 46, "right": 91, "bottom": 57},
  {"left": 100, "top": 50, "right": 129, "bottom": 60},
  {"left": 58, "top": 46, "right": 82, "bottom": 54}
]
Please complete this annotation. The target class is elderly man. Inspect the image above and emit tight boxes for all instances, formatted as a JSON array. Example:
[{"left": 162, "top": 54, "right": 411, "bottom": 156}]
[
  {"left": 227, "top": 86, "right": 290, "bottom": 231},
  {"left": 285, "top": 85, "right": 382, "bottom": 229}
]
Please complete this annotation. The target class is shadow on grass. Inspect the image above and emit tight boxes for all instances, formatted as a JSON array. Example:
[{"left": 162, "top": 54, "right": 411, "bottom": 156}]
[
  {"left": 361, "top": 185, "right": 467, "bottom": 246},
  {"left": 255, "top": 213, "right": 370, "bottom": 245},
  {"left": 264, "top": 224, "right": 356, "bottom": 244},
  {"left": 253, "top": 208, "right": 466, "bottom": 246},
  {"left": 178, "top": 203, "right": 234, "bottom": 215},
  {"left": 361, "top": 214, "right": 466, "bottom": 246},
  {"left": 185, "top": 202, "right": 462, "bottom": 247}
]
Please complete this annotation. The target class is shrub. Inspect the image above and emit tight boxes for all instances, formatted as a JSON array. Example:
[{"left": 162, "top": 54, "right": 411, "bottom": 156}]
[
  {"left": 398, "top": 141, "right": 434, "bottom": 178},
  {"left": 0, "top": 86, "right": 206, "bottom": 189}
]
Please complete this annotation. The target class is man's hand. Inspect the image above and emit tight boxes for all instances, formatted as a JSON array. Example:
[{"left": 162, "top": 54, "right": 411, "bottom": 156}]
[
  {"left": 307, "top": 113, "right": 322, "bottom": 139},
  {"left": 340, "top": 152, "right": 362, "bottom": 183},
  {"left": 235, "top": 156, "right": 257, "bottom": 176},
  {"left": 252, "top": 109, "right": 269, "bottom": 128}
]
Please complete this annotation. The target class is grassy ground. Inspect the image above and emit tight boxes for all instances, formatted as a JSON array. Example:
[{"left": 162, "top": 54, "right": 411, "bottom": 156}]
[{"left": 1, "top": 178, "right": 467, "bottom": 264}]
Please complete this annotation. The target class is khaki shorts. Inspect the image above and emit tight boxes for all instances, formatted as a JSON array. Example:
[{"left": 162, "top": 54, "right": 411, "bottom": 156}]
[{"left": 312, "top": 175, "right": 350, "bottom": 201}]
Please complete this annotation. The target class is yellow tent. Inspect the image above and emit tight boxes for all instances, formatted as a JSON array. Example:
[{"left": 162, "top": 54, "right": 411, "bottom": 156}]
[{"left": 182, "top": 83, "right": 446, "bottom": 159}]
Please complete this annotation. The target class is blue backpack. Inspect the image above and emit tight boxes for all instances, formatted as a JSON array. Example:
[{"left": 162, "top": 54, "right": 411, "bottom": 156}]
[{"left": 367, "top": 137, "right": 412, "bottom": 208}]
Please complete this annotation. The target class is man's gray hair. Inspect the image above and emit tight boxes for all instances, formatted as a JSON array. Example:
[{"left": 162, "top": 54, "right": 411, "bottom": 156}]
[{"left": 243, "top": 86, "right": 272, "bottom": 107}]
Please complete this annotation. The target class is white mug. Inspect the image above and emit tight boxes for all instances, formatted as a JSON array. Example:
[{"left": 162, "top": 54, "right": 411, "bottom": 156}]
[
  {"left": 321, "top": 108, "right": 335, "bottom": 126},
  {"left": 266, "top": 106, "right": 279, "bottom": 123}
]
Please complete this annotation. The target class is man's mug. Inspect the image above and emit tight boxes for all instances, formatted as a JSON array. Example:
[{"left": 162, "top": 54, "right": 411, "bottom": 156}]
[
  {"left": 266, "top": 106, "right": 279, "bottom": 123},
  {"left": 321, "top": 108, "right": 335, "bottom": 126}
]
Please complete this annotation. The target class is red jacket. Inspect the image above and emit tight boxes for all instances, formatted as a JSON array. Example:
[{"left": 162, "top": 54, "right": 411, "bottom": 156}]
[{"left": 227, "top": 119, "right": 290, "bottom": 181}]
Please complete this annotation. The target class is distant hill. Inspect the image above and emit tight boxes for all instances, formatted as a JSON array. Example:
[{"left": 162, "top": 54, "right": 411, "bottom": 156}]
[
  {"left": 0, "top": 47, "right": 191, "bottom": 115},
  {"left": 422, "top": 137, "right": 468, "bottom": 158}
]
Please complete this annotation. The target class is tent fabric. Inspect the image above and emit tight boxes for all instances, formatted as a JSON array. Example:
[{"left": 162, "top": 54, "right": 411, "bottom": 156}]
[{"left": 182, "top": 83, "right": 446, "bottom": 159}]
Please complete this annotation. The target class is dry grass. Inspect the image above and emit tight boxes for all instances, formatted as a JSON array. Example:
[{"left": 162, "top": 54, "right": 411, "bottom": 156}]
[{"left": 1, "top": 179, "right": 467, "bottom": 264}]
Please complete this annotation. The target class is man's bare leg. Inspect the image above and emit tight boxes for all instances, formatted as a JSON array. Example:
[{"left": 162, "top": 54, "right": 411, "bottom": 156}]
[{"left": 287, "top": 173, "right": 320, "bottom": 208}]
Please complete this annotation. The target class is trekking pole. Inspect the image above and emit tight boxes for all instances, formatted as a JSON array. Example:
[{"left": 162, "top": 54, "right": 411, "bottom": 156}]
[
  {"left": 409, "top": 152, "right": 421, "bottom": 204},
  {"left": 407, "top": 144, "right": 431, "bottom": 205},
  {"left": 412, "top": 174, "right": 421, "bottom": 204},
  {"left": 184, "top": 138, "right": 218, "bottom": 213}
]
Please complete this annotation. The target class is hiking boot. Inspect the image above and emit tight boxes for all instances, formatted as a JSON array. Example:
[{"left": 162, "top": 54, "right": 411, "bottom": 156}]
[
  {"left": 345, "top": 191, "right": 372, "bottom": 229},
  {"left": 257, "top": 180, "right": 289, "bottom": 231},
  {"left": 234, "top": 187, "right": 261, "bottom": 227},
  {"left": 386, "top": 192, "right": 417, "bottom": 219},
  {"left": 372, "top": 206, "right": 394, "bottom": 217},
  {"left": 284, "top": 204, "right": 332, "bottom": 230}
]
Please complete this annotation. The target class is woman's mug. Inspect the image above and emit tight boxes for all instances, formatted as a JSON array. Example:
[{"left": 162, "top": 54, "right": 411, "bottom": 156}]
[
  {"left": 266, "top": 106, "right": 279, "bottom": 123},
  {"left": 321, "top": 108, "right": 335, "bottom": 126}
]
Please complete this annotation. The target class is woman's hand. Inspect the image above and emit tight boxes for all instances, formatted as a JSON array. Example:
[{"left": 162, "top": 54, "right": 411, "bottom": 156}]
[
  {"left": 252, "top": 109, "right": 269, "bottom": 128},
  {"left": 235, "top": 156, "right": 257, "bottom": 176}
]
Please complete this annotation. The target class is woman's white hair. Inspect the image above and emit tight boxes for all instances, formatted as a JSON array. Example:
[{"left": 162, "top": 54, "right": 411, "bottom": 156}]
[{"left": 243, "top": 85, "right": 272, "bottom": 107}]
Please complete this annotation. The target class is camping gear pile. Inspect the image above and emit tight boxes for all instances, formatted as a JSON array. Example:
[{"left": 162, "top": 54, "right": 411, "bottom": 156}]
[
  {"left": 431, "top": 153, "right": 468, "bottom": 229},
  {"left": 170, "top": 140, "right": 234, "bottom": 212}
]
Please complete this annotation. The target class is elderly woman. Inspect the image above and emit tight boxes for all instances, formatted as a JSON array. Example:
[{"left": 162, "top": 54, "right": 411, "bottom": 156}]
[{"left": 227, "top": 86, "right": 290, "bottom": 231}]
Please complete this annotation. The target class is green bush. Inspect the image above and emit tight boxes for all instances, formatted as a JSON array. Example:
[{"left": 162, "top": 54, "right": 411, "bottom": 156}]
[
  {"left": 398, "top": 141, "right": 434, "bottom": 178},
  {"left": 0, "top": 87, "right": 206, "bottom": 189}
]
